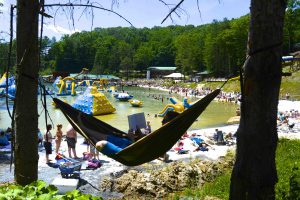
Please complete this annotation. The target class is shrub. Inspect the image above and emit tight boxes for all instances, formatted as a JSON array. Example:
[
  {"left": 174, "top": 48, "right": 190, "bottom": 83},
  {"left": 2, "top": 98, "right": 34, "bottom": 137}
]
[{"left": 0, "top": 180, "right": 102, "bottom": 200}]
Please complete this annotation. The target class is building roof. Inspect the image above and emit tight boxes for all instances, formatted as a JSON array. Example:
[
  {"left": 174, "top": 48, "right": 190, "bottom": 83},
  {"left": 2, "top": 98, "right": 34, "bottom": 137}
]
[
  {"left": 147, "top": 66, "right": 176, "bottom": 71},
  {"left": 164, "top": 73, "right": 184, "bottom": 78}
]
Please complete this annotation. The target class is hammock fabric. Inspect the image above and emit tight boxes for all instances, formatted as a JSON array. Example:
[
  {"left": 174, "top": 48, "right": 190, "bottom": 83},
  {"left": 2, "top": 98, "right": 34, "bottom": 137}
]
[{"left": 53, "top": 89, "right": 220, "bottom": 166}]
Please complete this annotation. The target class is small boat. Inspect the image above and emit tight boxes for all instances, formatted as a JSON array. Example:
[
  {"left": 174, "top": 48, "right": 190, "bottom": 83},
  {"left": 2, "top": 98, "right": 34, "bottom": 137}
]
[
  {"left": 129, "top": 99, "right": 143, "bottom": 107},
  {"left": 114, "top": 93, "right": 133, "bottom": 101}
]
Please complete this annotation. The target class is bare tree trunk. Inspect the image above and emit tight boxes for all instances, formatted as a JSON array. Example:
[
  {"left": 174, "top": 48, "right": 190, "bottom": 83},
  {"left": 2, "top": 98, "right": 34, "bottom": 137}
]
[
  {"left": 14, "top": 0, "right": 39, "bottom": 185},
  {"left": 230, "top": 0, "right": 287, "bottom": 199}
]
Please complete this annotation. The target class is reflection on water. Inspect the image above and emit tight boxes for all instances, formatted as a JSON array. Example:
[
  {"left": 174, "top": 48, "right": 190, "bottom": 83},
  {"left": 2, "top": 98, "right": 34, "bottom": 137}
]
[{"left": 0, "top": 87, "right": 238, "bottom": 132}]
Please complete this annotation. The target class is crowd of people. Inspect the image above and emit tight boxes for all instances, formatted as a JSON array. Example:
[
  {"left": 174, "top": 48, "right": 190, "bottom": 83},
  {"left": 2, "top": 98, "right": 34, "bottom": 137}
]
[
  {"left": 171, "top": 128, "right": 236, "bottom": 155},
  {"left": 277, "top": 109, "right": 300, "bottom": 130},
  {"left": 41, "top": 123, "right": 81, "bottom": 163},
  {"left": 34, "top": 117, "right": 154, "bottom": 164}
]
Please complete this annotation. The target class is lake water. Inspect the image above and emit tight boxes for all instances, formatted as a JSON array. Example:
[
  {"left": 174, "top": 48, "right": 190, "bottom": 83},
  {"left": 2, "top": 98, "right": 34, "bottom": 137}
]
[{"left": 0, "top": 86, "right": 238, "bottom": 133}]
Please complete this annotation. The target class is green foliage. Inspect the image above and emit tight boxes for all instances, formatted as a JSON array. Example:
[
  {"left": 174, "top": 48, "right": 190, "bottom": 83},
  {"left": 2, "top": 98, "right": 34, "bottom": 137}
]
[
  {"left": 280, "top": 71, "right": 300, "bottom": 100},
  {"left": 287, "top": 166, "right": 300, "bottom": 199},
  {"left": 39, "top": 66, "right": 55, "bottom": 76},
  {"left": 44, "top": 18, "right": 252, "bottom": 76},
  {"left": 178, "top": 170, "right": 231, "bottom": 200},
  {"left": 174, "top": 139, "right": 300, "bottom": 200},
  {"left": 0, "top": 180, "right": 102, "bottom": 200},
  {"left": 275, "top": 139, "right": 300, "bottom": 199},
  {"left": 284, "top": 0, "right": 300, "bottom": 52},
  {"left": 197, "top": 70, "right": 300, "bottom": 100}
]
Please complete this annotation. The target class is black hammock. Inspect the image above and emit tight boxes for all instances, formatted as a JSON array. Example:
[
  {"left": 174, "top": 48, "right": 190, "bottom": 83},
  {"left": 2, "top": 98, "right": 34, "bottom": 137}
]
[{"left": 53, "top": 89, "right": 220, "bottom": 166}]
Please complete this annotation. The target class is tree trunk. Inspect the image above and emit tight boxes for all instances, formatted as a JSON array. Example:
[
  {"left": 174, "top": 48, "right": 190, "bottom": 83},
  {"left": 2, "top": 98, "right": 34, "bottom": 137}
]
[
  {"left": 14, "top": 0, "right": 39, "bottom": 186},
  {"left": 230, "top": 0, "right": 287, "bottom": 199}
]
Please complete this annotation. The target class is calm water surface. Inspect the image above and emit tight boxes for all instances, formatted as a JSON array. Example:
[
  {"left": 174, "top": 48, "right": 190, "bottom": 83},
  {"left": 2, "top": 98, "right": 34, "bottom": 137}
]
[{"left": 0, "top": 87, "right": 238, "bottom": 132}]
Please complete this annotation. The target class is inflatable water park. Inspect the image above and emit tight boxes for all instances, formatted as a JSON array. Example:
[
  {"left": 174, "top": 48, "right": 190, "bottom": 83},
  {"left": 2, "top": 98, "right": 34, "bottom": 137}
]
[
  {"left": 53, "top": 76, "right": 77, "bottom": 96},
  {"left": 72, "top": 86, "right": 116, "bottom": 115},
  {"left": 158, "top": 97, "right": 198, "bottom": 117},
  {"left": 0, "top": 73, "right": 54, "bottom": 100}
]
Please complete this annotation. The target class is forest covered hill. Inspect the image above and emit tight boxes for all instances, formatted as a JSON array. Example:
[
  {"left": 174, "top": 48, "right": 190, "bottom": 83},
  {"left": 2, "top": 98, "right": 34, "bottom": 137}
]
[{"left": 0, "top": 3, "right": 299, "bottom": 78}]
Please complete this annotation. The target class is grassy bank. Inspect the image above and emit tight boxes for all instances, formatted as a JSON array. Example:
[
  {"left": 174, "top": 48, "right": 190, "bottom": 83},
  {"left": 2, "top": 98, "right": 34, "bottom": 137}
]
[
  {"left": 192, "top": 71, "right": 300, "bottom": 100},
  {"left": 174, "top": 139, "right": 300, "bottom": 199}
]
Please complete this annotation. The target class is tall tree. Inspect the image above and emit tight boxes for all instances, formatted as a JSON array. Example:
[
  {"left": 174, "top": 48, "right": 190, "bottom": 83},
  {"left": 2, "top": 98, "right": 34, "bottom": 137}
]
[
  {"left": 120, "top": 57, "right": 133, "bottom": 80},
  {"left": 284, "top": 0, "right": 300, "bottom": 52},
  {"left": 230, "top": 0, "right": 287, "bottom": 199},
  {"left": 133, "top": 44, "right": 154, "bottom": 71},
  {"left": 14, "top": 0, "right": 39, "bottom": 185}
]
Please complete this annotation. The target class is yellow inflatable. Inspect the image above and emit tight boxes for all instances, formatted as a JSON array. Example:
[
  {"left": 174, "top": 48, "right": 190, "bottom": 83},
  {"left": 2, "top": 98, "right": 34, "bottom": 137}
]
[
  {"left": 57, "top": 77, "right": 76, "bottom": 96},
  {"left": 0, "top": 72, "right": 8, "bottom": 83},
  {"left": 129, "top": 99, "right": 143, "bottom": 107},
  {"left": 158, "top": 104, "right": 184, "bottom": 117}
]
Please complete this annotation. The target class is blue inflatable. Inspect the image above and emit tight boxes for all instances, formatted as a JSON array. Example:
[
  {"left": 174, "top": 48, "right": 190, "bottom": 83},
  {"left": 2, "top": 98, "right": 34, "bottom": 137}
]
[{"left": 0, "top": 76, "right": 15, "bottom": 88}]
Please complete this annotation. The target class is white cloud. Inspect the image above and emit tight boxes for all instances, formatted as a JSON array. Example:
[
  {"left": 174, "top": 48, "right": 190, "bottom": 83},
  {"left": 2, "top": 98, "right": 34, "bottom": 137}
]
[{"left": 44, "top": 24, "right": 81, "bottom": 35}]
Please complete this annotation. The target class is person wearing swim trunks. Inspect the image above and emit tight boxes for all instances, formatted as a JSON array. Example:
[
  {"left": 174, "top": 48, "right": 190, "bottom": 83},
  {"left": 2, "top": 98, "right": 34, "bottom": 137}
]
[{"left": 66, "top": 124, "right": 78, "bottom": 158}]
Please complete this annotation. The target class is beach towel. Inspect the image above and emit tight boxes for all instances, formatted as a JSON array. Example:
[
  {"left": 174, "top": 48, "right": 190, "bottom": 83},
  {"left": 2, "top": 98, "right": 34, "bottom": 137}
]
[
  {"left": 53, "top": 89, "right": 220, "bottom": 166},
  {"left": 190, "top": 137, "right": 203, "bottom": 146}
]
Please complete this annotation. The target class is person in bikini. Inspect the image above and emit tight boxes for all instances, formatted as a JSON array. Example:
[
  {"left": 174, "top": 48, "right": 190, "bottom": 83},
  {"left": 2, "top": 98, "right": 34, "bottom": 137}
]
[{"left": 55, "top": 124, "right": 63, "bottom": 154}]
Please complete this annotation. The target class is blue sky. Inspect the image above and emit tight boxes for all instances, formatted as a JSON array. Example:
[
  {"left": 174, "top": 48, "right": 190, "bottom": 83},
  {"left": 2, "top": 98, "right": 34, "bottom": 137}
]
[{"left": 0, "top": 0, "right": 250, "bottom": 41}]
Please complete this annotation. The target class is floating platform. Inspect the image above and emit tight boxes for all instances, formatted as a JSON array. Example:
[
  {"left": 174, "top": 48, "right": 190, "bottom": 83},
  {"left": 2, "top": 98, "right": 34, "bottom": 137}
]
[
  {"left": 114, "top": 93, "right": 133, "bottom": 101},
  {"left": 129, "top": 99, "right": 143, "bottom": 107}
]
